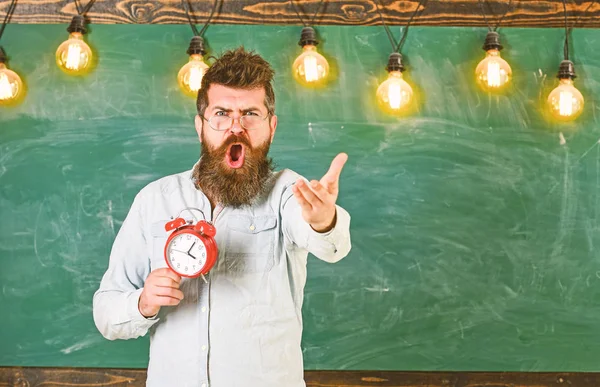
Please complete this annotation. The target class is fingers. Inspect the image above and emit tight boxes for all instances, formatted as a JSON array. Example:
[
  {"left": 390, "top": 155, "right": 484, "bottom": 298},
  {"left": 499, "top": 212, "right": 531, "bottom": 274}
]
[
  {"left": 323, "top": 153, "right": 348, "bottom": 182},
  {"left": 139, "top": 290, "right": 183, "bottom": 318},
  {"left": 320, "top": 153, "right": 348, "bottom": 194},
  {"left": 297, "top": 180, "right": 323, "bottom": 205},
  {"left": 139, "top": 268, "right": 184, "bottom": 317},
  {"left": 150, "top": 295, "right": 184, "bottom": 306},
  {"left": 308, "top": 180, "right": 329, "bottom": 202},
  {"left": 153, "top": 267, "right": 182, "bottom": 284},
  {"left": 291, "top": 153, "right": 346, "bottom": 229},
  {"left": 152, "top": 276, "right": 182, "bottom": 290},
  {"left": 292, "top": 178, "right": 333, "bottom": 208},
  {"left": 291, "top": 181, "right": 312, "bottom": 211},
  {"left": 147, "top": 286, "right": 184, "bottom": 302},
  {"left": 146, "top": 269, "right": 183, "bottom": 300}
]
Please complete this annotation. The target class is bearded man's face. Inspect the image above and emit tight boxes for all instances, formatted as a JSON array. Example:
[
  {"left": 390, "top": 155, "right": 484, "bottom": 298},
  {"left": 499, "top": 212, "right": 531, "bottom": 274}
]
[{"left": 192, "top": 84, "right": 277, "bottom": 207}]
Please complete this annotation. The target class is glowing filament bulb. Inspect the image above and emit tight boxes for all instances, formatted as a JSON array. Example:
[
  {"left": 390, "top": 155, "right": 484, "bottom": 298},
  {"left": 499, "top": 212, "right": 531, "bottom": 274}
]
[
  {"left": 475, "top": 49, "right": 512, "bottom": 91},
  {"left": 65, "top": 43, "right": 82, "bottom": 70},
  {"left": 548, "top": 78, "right": 584, "bottom": 121},
  {"left": 487, "top": 61, "right": 501, "bottom": 87},
  {"left": 303, "top": 55, "right": 319, "bottom": 82},
  {"left": 0, "top": 71, "right": 12, "bottom": 100},
  {"left": 56, "top": 32, "right": 93, "bottom": 75},
  {"left": 188, "top": 66, "right": 203, "bottom": 89},
  {"left": 292, "top": 28, "right": 329, "bottom": 87},
  {"left": 559, "top": 90, "right": 573, "bottom": 116},
  {"left": 376, "top": 71, "right": 413, "bottom": 113},
  {"left": 0, "top": 63, "right": 24, "bottom": 105},
  {"left": 293, "top": 44, "right": 329, "bottom": 86},
  {"left": 177, "top": 54, "right": 209, "bottom": 97},
  {"left": 388, "top": 82, "right": 402, "bottom": 109},
  {"left": 178, "top": 36, "right": 210, "bottom": 97}
]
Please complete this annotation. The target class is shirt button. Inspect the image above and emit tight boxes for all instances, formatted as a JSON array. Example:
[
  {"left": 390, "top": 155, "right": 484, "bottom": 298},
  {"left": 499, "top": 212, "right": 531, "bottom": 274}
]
[
  {"left": 201, "top": 384, "right": 206, "bottom": 387},
  {"left": 202, "top": 345, "right": 207, "bottom": 351},
  {"left": 201, "top": 306, "right": 206, "bottom": 313},
  {"left": 249, "top": 224, "right": 255, "bottom": 231}
]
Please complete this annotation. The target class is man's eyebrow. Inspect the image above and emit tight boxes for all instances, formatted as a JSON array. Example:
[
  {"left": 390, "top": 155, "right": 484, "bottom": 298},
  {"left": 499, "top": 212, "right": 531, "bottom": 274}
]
[
  {"left": 211, "top": 106, "right": 232, "bottom": 112},
  {"left": 211, "top": 106, "right": 263, "bottom": 113},
  {"left": 242, "top": 106, "right": 262, "bottom": 113}
]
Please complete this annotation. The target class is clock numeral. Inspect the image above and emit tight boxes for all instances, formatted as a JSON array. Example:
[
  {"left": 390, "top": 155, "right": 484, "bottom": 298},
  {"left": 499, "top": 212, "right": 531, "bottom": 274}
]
[
  {"left": 202, "top": 252, "right": 206, "bottom": 258},
  {"left": 187, "top": 235, "right": 191, "bottom": 240},
  {"left": 177, "top": 263, "right": 180, "bottom": 268},
  {"left": 185, "top": 266, "right": 188, "bottom": 272}
]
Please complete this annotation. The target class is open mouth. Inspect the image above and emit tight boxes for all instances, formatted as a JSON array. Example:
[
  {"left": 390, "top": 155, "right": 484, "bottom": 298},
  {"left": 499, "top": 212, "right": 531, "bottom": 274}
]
[{"left": 225, "top": 143, "right": 245, "bottom": 169}]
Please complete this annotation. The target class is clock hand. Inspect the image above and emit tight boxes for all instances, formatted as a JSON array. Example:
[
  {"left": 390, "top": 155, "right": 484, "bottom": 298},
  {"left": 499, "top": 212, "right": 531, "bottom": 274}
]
[{"left": 187, "top": 242, "right": 196, "bottom": 255}]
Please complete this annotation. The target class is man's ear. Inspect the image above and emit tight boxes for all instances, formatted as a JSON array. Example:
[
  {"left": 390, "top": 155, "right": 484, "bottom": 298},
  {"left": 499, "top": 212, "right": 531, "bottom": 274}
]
[
  {"left": 194, "top": 115, "right": 203, "bottom": 143},
  {"left": 269, "top": 114, "right": 278, "bottom": 143}
]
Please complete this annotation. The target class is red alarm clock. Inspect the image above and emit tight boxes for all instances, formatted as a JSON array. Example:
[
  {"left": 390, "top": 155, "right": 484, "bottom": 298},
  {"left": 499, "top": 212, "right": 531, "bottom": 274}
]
[{"left": 163, "top": 217, "right": 218, "bottom": 278}]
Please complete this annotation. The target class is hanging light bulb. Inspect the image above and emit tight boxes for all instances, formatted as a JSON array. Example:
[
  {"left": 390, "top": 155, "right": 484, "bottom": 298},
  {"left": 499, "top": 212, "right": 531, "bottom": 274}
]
[
  {"left": 56, "top": 15, "right": 93, "bottom": 75},
  {"left": 177, "top": 36, "right": 210, "bottom": 97},
  {"left": 0, "top": 48, "right": 24, "bottom": 105},
  {"left": 547, "top": 60, "right": 584, "bottom": 121},
  {"left": 376, "top": 52, "right": 413, "bottom": 114},
  {"left": 292, "top": 27, "right": 329, "bottom": 87},
  {"left": 475, "top": 31, "right": 512, "bottom": 92}
]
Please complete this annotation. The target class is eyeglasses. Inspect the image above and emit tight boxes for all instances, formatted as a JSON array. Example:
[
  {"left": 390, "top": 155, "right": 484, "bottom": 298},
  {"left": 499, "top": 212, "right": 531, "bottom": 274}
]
[{"left": 202, "top": 113, "right": 271, "bottom": 131}]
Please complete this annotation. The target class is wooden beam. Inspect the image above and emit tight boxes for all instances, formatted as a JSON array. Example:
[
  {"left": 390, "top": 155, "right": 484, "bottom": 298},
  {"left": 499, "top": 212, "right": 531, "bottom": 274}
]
[
  {"left": 2, "top": 367, "right": 600, "bottom": 387},
  {"left": 2, "top": 0, "right": 600, "bottom": 28}
]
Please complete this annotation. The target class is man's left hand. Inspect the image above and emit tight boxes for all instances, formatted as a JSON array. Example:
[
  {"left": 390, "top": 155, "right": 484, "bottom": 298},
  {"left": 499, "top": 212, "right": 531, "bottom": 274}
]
[{"left": 292, "top": 153, "right": 348, "bottom": 233}]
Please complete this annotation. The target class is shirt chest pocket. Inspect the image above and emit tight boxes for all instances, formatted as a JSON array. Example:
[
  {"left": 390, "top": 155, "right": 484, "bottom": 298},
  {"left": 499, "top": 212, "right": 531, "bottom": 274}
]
[{"left": 222, "top": 214, "right": 278, "bottom": 274}]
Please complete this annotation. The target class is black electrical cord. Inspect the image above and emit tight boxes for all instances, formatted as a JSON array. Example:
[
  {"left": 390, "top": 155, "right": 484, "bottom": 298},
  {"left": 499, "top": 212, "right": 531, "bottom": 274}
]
[
  {"left": 562, "top": 0, "right": 570, "bottom": 60},
  {"left": 562, "top": 0, "right": 597, "bottom": 60},
  {"left": 73, "top": 0, "right": 96, "bottom": 16},
  {"left": 477, "top": 0, "right": 514, "bottom": 32},
  {"left": 182, "top": 0, "right": 220, "bottom": 37},
  {"left": 0, "top": 0, "right": 17, "bottom": 42},
  {"left": 375, "top": 0, "right": 428, "bottom": 54},
  {"left": 290, "top": 0, "right": 326, "bottom": 27}
]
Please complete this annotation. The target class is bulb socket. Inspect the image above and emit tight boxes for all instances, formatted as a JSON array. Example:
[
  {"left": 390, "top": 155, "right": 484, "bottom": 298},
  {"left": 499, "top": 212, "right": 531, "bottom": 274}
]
[
  {"left": 386, "top": 52, "right": 405, "bottom": 73},
  {"left": 557, "top": 60, "right": 577, "bottom": 80},
  {"left": 482, "top": 31, "right": 503, "bottom": 51},
  {"left": 0, "top": 47, "right": 7, "bottom": 64},
  {"left": 298, "top": 27, "right": 318, "bottom": 47},
  {"left": 187, "top": 36, "right": 207, "bottom": 56},
  {"left": 67, "top": 15, "right": 87, "bottom": 34}
]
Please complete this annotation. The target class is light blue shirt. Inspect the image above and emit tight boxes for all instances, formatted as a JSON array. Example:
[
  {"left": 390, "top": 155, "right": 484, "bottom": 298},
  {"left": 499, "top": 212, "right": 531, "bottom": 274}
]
[{"left": 93, "top": 167, "right": 352, "bottom": 387}]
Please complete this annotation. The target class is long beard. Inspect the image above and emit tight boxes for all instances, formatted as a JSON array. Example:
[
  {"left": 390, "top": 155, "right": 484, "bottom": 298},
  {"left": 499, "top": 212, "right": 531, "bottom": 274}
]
[{"left": 193, "top": 134, "right": 274, "bottom": 208}]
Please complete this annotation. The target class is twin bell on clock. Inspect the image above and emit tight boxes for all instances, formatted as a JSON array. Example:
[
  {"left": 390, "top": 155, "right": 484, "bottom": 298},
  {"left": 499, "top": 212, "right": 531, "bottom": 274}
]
[{"left": 163, "top": 217, "right": 218, "bottom": 278}]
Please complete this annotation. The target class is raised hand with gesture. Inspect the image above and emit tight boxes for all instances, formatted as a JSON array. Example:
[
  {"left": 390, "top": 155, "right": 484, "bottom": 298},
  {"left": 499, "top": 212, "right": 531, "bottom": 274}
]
[{"left": 291, "top": 153, "right": 348, "bottom": 233}]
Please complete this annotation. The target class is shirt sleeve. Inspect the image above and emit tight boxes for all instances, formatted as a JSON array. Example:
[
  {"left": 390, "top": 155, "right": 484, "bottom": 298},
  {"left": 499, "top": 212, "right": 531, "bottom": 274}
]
[
  {"left": 281, "top": 183, "right": 352, "bottom": 263},
  {"left": 92, "top": 193, "right": 159, "bottom": 340}
]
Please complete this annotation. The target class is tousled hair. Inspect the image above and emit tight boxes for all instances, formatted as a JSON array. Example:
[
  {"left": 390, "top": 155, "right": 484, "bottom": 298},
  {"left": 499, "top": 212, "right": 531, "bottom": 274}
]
[{"left": 196, "top": 47, "right": 275, "bottom": 116}]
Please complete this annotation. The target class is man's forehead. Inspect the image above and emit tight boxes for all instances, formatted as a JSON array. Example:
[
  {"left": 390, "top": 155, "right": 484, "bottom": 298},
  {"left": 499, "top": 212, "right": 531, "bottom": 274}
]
[{"left": 206, "top": 84, "right": 266, "bottom": 106}]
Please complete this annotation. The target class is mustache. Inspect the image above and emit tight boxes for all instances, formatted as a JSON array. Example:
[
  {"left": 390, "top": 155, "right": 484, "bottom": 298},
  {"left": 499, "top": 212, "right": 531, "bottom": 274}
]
[
  {"left": 194, "top": 135, "right": 274, "bottom": 208},
  {"left": 211, "top": 134, "right": 252, "bottom": 155}
]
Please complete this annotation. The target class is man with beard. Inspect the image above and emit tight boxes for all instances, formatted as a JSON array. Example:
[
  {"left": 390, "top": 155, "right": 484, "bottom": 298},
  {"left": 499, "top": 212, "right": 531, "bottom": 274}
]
[{"left": 93, "top": 47, "right": 351, "bottom": 387}]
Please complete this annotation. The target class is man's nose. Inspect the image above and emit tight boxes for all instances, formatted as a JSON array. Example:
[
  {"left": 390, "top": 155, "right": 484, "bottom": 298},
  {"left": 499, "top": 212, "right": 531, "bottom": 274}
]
[{"left": 229, "top": 116, "right": 244, "bottom": 134}]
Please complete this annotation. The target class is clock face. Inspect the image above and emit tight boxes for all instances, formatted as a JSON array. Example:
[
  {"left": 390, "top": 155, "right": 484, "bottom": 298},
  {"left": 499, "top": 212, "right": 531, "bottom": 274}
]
[{"left": 165, "top": 232, "right": 208, "bottom": 276}]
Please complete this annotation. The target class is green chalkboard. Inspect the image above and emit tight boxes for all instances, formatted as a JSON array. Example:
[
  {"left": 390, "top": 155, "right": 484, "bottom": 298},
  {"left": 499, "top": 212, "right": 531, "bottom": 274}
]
[{"left": 1, "top": 24, "right": 600, "bottom": 372}]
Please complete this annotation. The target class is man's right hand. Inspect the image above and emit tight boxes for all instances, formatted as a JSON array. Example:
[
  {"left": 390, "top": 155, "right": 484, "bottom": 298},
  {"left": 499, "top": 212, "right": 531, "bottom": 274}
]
[{"left": 138, "top": 268, "right": 183, "bottom": 318}]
